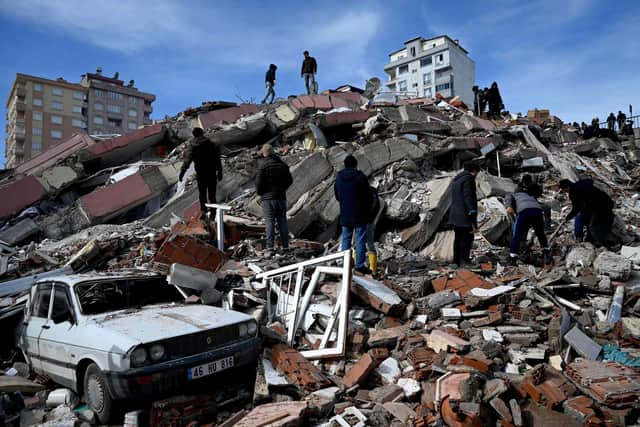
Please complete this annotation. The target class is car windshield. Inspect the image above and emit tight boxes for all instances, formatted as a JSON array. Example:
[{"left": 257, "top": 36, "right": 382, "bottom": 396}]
[{"left": 75, "top": 277, "right": 183, "bottom": 315}]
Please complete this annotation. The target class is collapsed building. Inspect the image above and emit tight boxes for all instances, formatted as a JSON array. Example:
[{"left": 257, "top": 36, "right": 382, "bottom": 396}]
[{"left": 1, "top": 88, "right": 640, "bottom": 426}]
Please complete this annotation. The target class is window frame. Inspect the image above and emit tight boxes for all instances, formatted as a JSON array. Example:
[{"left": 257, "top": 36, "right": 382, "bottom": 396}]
[
  {"left": 51, "top": 101, "right": 64, "bottom": 111},
  {"left": 33, "top": 98, "right": 43, "bottom": 107},
  {"left": 50, "top": 129, "right": 63, "bottom": 139},
  {"left": 32, "top": 126, "right": 42, "bottom": 136},
  {"left": 33, "top": 83, "right": 43, "bottom": 92},
  {"left": 51, "top": 87, "right": 64, "bottom": 97},
  {"left": 51, "top": 115, "right": 63, "bottom": 125},
  {"left": 32, "top": 283, "right": 53, "bottom": 319},
  {"left": 32, "top": 111, "right": 42, "bottom": 121}
]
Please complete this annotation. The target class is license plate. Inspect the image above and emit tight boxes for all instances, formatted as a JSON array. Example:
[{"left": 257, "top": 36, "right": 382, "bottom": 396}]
[{"left": 187, "top": 356, "right": 234, "bottom": 380}]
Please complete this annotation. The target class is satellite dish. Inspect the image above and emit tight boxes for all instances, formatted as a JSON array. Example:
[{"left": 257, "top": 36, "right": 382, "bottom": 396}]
[{"left": 364, "top": 77, "right": 382, "bottom": 99}]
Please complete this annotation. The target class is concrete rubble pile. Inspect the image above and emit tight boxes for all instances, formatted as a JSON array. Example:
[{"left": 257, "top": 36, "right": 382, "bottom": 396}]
[{"left": 1, "top": 88, "right": 640, "bottom": 426}]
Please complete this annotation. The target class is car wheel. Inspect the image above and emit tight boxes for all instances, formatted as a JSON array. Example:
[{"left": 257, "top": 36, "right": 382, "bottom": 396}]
[{"left": 84, "top": 363, "right": 113, "bottom": 424}]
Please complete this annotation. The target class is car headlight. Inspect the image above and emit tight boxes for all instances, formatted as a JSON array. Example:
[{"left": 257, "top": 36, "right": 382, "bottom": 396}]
[
  {"left": 247, "top": 321, "right": 257, "bottom": 336},
  {"left": 149, "top": 344, "right": 165, "bottom": 361},
  {"left": 131, "top": 347, "right": 147, "bottom": 366},
  {"left": 238, "top": 323, "right": 248, "bottom": 337}
]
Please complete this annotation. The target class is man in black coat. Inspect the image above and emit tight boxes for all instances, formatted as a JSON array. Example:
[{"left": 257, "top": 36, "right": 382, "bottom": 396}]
[
  {"left": 179, "top": 127, "right": 223, "bottom": 213},
  {"left": 261, "top": 64, "right": 277, "bottom": 104},
  {"left": 449, "top": 162, "right": 479, "bottom": 266},
  {"left": 256, "top": 144, "right": 293, "bottom": 253},
  {"left": 560, "top": 178, "right": 616, "bottom": 248},
  {"left": 617, "top": 110, "right": 627, "bottom": 133},
  {"left": 301, "top": 51, "right": 318, "bottom": 95},
  {"left": 334, "top": 155, "right": 373, "bottom": 274},
  {"left": 486, "top": 82, "right": 504, "bottom": 119}
]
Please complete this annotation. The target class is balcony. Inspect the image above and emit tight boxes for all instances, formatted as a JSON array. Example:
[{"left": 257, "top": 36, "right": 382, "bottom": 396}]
[
  {"left": 15, "top": 128, "right": 26, "bottom": 140},
  {"left": 143, "top": 103, "right": 153, "bottom": 112},
  {"left": 16, "top": 85, "right": 26, "bottom": 97},
  {"left": 14, "top": 100, "right": 26, "bottom": 112}
]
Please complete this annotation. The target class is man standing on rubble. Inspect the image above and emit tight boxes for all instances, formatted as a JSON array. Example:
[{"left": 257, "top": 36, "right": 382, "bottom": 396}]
[
  {"left": 505, "top": 186, "right": 551, "bottom": 266},
  {"left": 449, "top": 162, "right": 479, "bottom": 267},
  {"left": 617, "top": 110, "right": 627, "bottom": 133},
  {"left": 256, "top": 144, "right": 293, "bottom": 254},
  {"left": 560, "top": 179, "right": 616, "bottom": 248},
  {"left": 607, "top": 112, "right": 616, "bottom": 131},
  {"left": 335, "top": 155, "right": 373, "bottom": 274},
  {"left": 179, "top": 127, "right": 223, "bottom": 214},
  {"left": 486, "top": 82, "right": 504, "bottom": 119},
  {"left": 261, "top": 64, "right": 277, "bottom": 104},
  {"left": 301, "top": 51, "right": 318, "bottom": 95}
]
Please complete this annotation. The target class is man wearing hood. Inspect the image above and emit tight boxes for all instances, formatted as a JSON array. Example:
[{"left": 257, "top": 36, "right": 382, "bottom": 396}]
[
  {"left": 335, "top": 155, "right": 373, "bottom": 274},
  {"left": 179, "top": 127, "right": 223, "bottom": 213},
  {"left": 449, "top": 162, "right": 479, "bottom": 266},
  {"left": 261, "top": 64, "right": 277, "bottom": 104}
]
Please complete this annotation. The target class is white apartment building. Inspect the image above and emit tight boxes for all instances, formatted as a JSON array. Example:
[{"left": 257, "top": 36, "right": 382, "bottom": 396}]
[{"left": 383, "top": 36, "right": 475, "bottom": 107}]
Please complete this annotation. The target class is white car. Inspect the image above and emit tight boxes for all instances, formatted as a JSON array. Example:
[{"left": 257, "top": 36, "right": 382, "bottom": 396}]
[{"left": 18, "top": 272, "right": 259, "bottom": 423}]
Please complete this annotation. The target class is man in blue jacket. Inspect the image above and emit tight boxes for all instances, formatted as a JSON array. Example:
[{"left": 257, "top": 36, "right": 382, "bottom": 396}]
[
  {"left": 449, "top": 162, "right": 479, "bottom": 266},
  {"left": 334, "top": 155, "right": 373, "bottom": 274}
]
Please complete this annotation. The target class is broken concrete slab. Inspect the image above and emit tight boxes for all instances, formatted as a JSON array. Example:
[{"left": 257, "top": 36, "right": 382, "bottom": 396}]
[
  {"left": 594, "top": 251, "right": 632, "bottom": 280},
  {"left": 426, "top": 329, "right": 470, "bottom": 353},
  {"left": 154, "top": 233, "right": 227, "bottom": 273},
  {"left": 351, "top": 275, "right": 404, "bottom": 316},
  {"left": 375, "top": 357, "right": 401, "bottom": 384},
  {"left": 233, "top": 401, "right": 310, "bottom": 427},
  {"left": 564, "top": 326, "right": 602, "bottom": 360},
  {"left": 342, "top": 353, "right": 378, "bottom": 388},
  {"left": 0, "top": 218, "right": 40, "bottom": 246},
  {"left": 475, "top": 172, "right": 516, "bottom": 198}
]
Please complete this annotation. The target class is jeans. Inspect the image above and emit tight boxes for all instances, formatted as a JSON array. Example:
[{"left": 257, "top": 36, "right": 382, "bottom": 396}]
[
  {"left": 510, "top": 208, "right": 548, "bottom": 255},
  {"left": 197, "top": 174, "right": 217, "bottom": 212},
  {"left": 341, "top": 225, "right": 368, "bottom": 268},
  {"left": 453, "top": 226, "right": 474, "bottom": 266},
  {"left": 574, "top": 212, "right": 585, "bottom": 239},
  {"left": 303, "top": 73, "right": 316, "bottom": 95},
  {"left": 263, "top": 199, "right": 289, "bottom": 249},
  {"left": 261, "top": 82, "right": 275, "bottom": 104}
]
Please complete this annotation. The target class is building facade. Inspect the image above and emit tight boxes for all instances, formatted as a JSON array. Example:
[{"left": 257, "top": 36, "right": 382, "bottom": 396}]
[
  {"left": 5, "top": 69, "right": 155, "bottom": 168},
  {"left": 383, "top": 36, "right": 475, "bottom": 107}
]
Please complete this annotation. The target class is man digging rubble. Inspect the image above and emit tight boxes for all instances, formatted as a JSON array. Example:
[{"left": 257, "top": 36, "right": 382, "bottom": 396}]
[
  {"left": 256, "top": 144, "right": 293, "bottom": 255},
  {"left": 560, "top": 178, "right": 617, "bottom": 248},
  {"left": 449, "top": 162, "right": 479, "bottom": 267},
  {"left": 335, "top": 155, "right": 373, "bottom": 275},
  {"left": 179, "top": 127, "right": 223, "bottom": 214}
]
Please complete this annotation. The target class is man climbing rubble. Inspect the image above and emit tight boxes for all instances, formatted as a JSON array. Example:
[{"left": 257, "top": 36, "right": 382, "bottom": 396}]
[
  {"left": 505, "top": 179, "right": 551, "bottom": 266},
  {"left": 560, "top": 178, "right": 617, "bottom": 248},
  {"left": 261, "top": 64, "right": 277, "bottom": 104},
  {"left": 256, "top": 144, "right": 293, "bottom": 255},
  {"left": 179, "top": 127, "right": 223, "bottom": 213},
  {"left": 335, "top": 155, "right": 373, "bottom": 274},
  {"left": 449, "top": 162, "right": 479, "bottom": 267},
  {"left": 301, "top": 50, "right": 318, "bottom": 95}
]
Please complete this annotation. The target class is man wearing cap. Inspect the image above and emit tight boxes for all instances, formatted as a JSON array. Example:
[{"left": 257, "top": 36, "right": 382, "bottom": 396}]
[
  {"left": 256, "top": 144, "right": 293, "bottom": 254},
  {"left": 334, "top": 155, "right": 373, "bottom": 274},
  {"left": 179, "top": 127, "right": 223, "bottom": 213}
]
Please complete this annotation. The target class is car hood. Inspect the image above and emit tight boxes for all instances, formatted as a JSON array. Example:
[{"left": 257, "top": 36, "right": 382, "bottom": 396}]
[{"left": 87, "top": 304, "right": 252, "bottom": 348}]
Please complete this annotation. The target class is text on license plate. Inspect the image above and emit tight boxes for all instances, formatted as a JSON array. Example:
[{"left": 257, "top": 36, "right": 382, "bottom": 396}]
[{"left": 188, "top": 356, "right": 234, "bottom": 380}]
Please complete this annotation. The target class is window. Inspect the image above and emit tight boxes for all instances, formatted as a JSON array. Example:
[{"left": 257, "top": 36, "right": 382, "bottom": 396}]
[
  {"left": 72, "top": 105, "right": 82, "bottom": 114},
  {"left": 33, "top": 98, "right": 43, "bottom": 107},
  {"left": 94, "top": 89, "right": 105, "bottom": 97},
  {"left": 128, "top": 122, "right": 138, "bottom": 130},
  {"left": 51, "top": 115, "right": 63, "bottom": 124},
  {"left": 73, "top": 91, "right": 84, "bottom": 100},
  {"left": 108, "top": 118, "right": 122, "bottom": 128},
  {"left": 420, "top": 57, "right": 433, "bottom": 68},
  {"left": 435, "top": 82, "right": 450, "bottom": 92},
  {"left": 107, "top": 104, "right": 122, "bottom": 113},
  {"left": 129, "top": 96, "right": 138, "bottom": 104},
  {"left": 410, "top": 46, "right": 416, "bottom": 56},
  {"left": 107, "top": 91, "right": 124, "bottom": 101},
  {"left": 72, "top": 118, "right": 85, "bottom": 128},
  {"left": 424, "top": 88, "right": 433, "bottom": 98},
  {"left": 32, "top": 126, "right": 42, "bottom": 136},
  {"left": 435, "top": 69, "right": 449, "bottom": 79},
  {"left": 33, "top": 83, "right": 42, "bottom": 92},
  {"left": 51, "top": 287, "right": 73, "bottom": 324},
  {"left": 51, "top": 130, "right": 62, "bottom": 139},
  {"left": 93, "top": 116, "right": 104, "bottom": 125},
  {"left": 128, "top": 109, "right": 137, "bottom": 117},
  {"left": 32, "top": 142, "right": 42, "bottom": 153},
  {"left": 398, "top": 65, "right": 409, "bottom": 75},
  {"left": 435, "top": 54, "right": 444, "bottom": 65},
  {"left": 94, "top": 102, "right": 104, "bottom": 111},
  {"left": 398, "top": 81, "right": 408, "bottom": 92},
  {"left": 423, "top": 73, "right": 432, "bottom": 85},
  {"left": 51, "top": 87, "right": 64, "bottom": 96},
  {"left": 33, "top": 111, "right": 42, "bottom": 121},
  {"left": 51, "top": 101, "right": 63, "bottom": 111},
  {"left": 32, "top": 285, "right": 52, "bottom": 318}
]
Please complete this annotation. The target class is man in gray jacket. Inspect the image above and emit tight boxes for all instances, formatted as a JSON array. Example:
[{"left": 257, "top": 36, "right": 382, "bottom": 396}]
[{"left": 505, "top": 187, "right": 550, "bottom": 265}]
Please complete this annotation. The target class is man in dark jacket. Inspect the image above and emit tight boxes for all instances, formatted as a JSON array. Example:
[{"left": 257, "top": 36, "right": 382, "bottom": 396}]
[
  {"left": 560, "top": 178, "right": 616, "bottom": 248},
  {"left": 301, "top": 51, "right": 318, "bottom": 95},
  {"left": 486, "top": 82, "right": 504, "bottom": 119},
  {"left": 261, "top": 64, "right": 277, "bottom": 104},
  {"left": 607, "top": 112, "right": 616, "bottom": 131},
  {"left": 335, "top": 155, "right": 372, "bottom": 274},
  {"left": 617, "top": 110, "right": 627, "bottom": 133},
  {"left": 505, "top": 189, "right": 550, "bottom": 265},
  {"left": 179, "top": 127, "right": 223, "bottom": 213},
  {"left": 256, "top": 144, "right": 293, "bottom": 253},
  {"left": 449, "top": 162, "right": 479, "bottom": 266}
]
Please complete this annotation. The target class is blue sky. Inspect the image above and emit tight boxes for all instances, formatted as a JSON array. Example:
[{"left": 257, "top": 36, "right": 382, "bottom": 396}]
[{"left": 1, "top": 0, "right": 639, "bottom": 167}]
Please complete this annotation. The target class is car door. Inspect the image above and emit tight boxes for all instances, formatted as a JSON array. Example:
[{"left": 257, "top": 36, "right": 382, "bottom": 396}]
[
  {"left": 37, "top": 283, "right": 77, "bottom": 388},
  {"left": 22, "top": 283, "right": 53, "bottom": 373}
]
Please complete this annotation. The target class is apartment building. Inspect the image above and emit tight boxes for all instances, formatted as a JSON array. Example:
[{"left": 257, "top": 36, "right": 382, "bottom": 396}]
[
  {"left": 5, "top": 69, "right": 155, "bottom": 168},
  {"left": 383, "top": 35, "right": 475, "bottom": 107}
]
